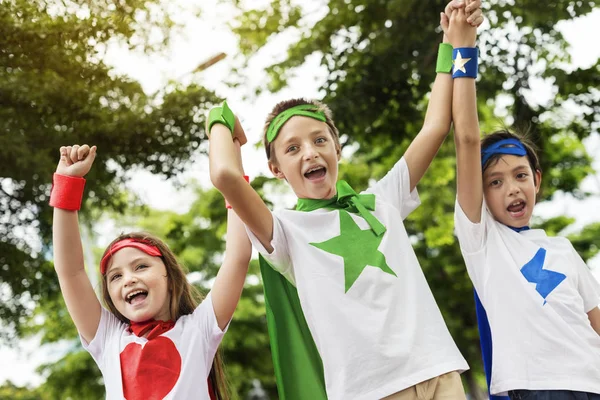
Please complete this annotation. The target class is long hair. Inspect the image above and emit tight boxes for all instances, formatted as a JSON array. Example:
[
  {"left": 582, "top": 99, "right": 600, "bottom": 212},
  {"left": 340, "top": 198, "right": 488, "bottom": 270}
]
[{"left": 100, "top": 232, "right": 230, "bottom": 400}]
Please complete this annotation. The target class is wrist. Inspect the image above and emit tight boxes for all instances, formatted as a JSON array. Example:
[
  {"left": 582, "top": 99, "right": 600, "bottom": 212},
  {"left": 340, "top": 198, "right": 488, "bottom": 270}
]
[
  {"left": 49, "top": 173, "right": 86, "bottom": 211},
  {"left": 436, "top": 43, "right": 453, "bottom": 74},
  {"left": 452, "top": 47, "right": 478, "bottom": 79},
  {"left": 207, "top": 101, "right": 236, "bottom": 135}
]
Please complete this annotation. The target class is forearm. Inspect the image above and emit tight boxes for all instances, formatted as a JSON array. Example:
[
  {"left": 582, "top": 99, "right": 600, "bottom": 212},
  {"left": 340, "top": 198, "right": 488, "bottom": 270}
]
[
  {"left": 209, "top": 125, "right": 245, "bottom": 194},
  {"left": 211, "top": 209, "right": 251, "bottom": 329},
  {"left": 452, "top": 77, "right": 480, "bottom": 146},
  {"left": 224, "top": 208, "right": 252, "bottom": 266},
  {"left": 52, "top": 208, "right": 86, "bottom": 278},
  {"left": 422, "top": 71, "right": 453, "bottom": 136},
  {"left": 404, "top": 71, "right": 453, "bottom": 190}
]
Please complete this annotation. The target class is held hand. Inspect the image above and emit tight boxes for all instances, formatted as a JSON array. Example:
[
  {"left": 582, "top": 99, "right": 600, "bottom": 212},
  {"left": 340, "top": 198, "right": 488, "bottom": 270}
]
[
  {"left": 447, "top": 8, "right": 477, "bottom": 48},
  {"left": 55, "top": 144, "right": 97, "bottom": 177},
  {"left": 444, "top": 0, "right": 484, "bottom": 28},
  {"left": 232, "top": 116, "right": 248, "bottom": 146}
]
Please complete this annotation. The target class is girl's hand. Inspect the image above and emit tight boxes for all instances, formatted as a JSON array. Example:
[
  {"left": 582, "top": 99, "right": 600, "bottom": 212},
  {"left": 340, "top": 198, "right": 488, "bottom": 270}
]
[
  {"left": 55, "top": 144, "right": 97, "bottom": 177},
  {"left": 443, "top": 0, "right": 484, "bottom": 29},
  {"left": 447, "top": 7, "right": 477, "bottom": 48},
  {"left": 232, "top": 116, "right": 248, "bottom": 146},
  {"left": 232, "top": 138, "right": 245, "bottom": 175}
]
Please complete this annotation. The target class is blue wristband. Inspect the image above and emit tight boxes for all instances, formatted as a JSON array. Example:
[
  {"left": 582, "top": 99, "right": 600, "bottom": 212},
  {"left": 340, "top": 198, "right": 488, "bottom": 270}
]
[{"left": 452, "top": 47, "right": 478, "bottom": 79}]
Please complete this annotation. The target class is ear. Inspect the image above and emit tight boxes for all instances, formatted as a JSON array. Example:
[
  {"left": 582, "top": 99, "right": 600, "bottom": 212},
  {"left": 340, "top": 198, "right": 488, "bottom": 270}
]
[
  {"left": 534, "top": 169, "right": 542, "bottom": 194},
  {"left": 336, "top": 144, "right": 341, "bottom": 162},
  {"left": 268, "top": 160, "right": 286, "bottom": 180}
]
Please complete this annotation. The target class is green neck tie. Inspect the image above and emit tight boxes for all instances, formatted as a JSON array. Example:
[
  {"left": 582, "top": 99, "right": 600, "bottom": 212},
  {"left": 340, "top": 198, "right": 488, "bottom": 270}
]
[{"left": 296, "top": 180, "right": 386, "bottom": 236}]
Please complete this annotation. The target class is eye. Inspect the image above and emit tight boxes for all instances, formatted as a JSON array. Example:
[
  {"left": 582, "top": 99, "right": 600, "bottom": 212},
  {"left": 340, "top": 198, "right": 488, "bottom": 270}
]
[
  {"left": 516, "top": 172, "right": 528, "bottom": 179},
  {"left": 110, "top": 273, "right": 121, "bottom": 282},
  {"left": 315, "top": 137, "right": 327, "bottom": 144},
  {"left": 489, "top": 179, "right": 501, "bottom": 187},
  {"left": 136, "top": 264, "right": 148, "bottom": 271},
  {"left": 286, "top": 145, "right": 298, "bottom": 153}
]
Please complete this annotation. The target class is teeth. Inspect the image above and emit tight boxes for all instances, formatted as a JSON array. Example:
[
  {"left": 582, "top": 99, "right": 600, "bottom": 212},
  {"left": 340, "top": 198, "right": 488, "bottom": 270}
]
[
  {"left": 306, "top": 166, "right": 323, "bottom": 173},
  {"left": 127, "top": 290, "right": 146, "bottom": 300}
]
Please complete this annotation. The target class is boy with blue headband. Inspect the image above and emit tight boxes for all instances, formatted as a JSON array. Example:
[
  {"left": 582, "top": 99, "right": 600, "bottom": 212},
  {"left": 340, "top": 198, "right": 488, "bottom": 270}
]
[
  {"left": 451, "top": 6, "right": 600, "bottom": 399},
  {"left": 208, "top": 2, "right": 484, "bottom": 399}
]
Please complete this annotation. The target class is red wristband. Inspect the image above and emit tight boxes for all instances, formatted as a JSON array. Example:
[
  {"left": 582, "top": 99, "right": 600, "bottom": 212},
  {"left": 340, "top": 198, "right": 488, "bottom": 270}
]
[
  {"left": 49, "top": 173, "right": 86, "bottom": 211},
  {"left": 225, "top": 175, "right": 250, "bottom": 209}
]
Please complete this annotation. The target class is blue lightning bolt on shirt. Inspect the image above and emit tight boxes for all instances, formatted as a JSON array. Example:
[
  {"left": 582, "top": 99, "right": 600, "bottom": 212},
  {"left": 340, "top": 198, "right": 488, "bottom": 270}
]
[{"left": 521, "top": 248, "right": 566, "bottom": 303}]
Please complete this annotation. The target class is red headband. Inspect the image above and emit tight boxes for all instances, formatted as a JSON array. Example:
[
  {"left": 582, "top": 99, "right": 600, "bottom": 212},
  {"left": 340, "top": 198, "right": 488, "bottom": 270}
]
[{"left": 100, "top": 238, "right": 162, "bottom": 275}]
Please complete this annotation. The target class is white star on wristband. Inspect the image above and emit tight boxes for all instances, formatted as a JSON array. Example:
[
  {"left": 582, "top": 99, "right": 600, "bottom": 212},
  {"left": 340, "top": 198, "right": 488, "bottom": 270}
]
[{"left": 453, "top": 50, "right": 472, "bottom": 73}]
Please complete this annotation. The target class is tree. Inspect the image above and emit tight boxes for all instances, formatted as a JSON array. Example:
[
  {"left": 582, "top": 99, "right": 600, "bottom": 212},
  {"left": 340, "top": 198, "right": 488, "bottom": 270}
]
[
  {"left": 228, "top": 0, "right": 599, "bottom": 397},
  {"left": 0, "top": 0, "right": 221, "bottom": 339}
]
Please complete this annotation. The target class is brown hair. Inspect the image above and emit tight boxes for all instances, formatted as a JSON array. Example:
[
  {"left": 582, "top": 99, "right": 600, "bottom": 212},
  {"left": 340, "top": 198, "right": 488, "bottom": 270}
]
[
  {"left": 481, "top": 129, "right": 542, "bottom": 183},
  {"left": 263, "top": 98, "right": 341, "bottom": 162},
  {"left": 100, "top": 232, "right": 230, "bottom": 400}
]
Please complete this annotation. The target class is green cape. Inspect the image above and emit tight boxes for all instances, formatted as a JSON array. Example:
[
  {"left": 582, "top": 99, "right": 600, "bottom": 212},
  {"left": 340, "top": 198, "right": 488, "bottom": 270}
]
[{"left": 259, "top": 255, "right": 327, "bottom": 400}]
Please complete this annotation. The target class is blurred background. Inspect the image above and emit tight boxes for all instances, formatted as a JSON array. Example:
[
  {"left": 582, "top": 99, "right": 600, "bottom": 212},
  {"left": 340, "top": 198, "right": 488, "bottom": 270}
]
[{"left": 0, "top": 0, "right": 599, "bottom": 399}]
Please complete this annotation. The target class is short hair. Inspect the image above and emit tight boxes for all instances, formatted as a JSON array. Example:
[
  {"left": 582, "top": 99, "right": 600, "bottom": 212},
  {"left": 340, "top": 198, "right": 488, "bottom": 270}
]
[
  {"left": 481, "top": 129, "right": 542, "bottom": 183},
  {"left": 263, "top": 98, "right": 340, "bottom": 162}
]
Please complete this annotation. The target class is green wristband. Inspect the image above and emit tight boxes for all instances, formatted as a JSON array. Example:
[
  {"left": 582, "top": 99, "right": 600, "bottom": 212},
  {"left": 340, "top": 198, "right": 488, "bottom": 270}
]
[
  {"left": 436, "top": 43, "right": 453, "bottom": 74},
  {"left": 208, "top": 100, "right": 236, "bottom": 134}
]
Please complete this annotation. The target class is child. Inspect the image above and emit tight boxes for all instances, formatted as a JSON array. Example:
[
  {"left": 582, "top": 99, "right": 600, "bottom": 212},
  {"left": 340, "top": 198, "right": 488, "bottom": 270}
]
[
  {"left": 50, "top": 142, "right": 252, "bottom": 399},
  {"left": 451, "top": 6, "right": 600, "bottom": 400},
  {"left": 208, "top": 2, "right": 484, "bottom": 398}
]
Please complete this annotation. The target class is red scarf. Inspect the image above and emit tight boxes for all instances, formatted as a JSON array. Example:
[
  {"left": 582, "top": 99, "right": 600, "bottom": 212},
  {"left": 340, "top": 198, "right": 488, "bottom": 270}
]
[{"left": 128, "top": 319, "right": 175, "bottom": 340}]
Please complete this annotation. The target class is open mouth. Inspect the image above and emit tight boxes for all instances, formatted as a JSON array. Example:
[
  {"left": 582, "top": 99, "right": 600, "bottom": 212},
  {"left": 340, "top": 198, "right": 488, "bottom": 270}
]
[
  {"left": 126, "top": 290, "right": 148, "bottom": 305},
  {"left": 507, "top": 200, "right": 526, "bottom": 216},
  {"left": 304, "top": 166, "right": 326, "bottom": 180}
]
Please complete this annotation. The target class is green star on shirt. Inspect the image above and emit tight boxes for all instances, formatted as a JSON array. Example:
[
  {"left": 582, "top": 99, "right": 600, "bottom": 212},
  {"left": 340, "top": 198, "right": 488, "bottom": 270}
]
[{"left": 310, "top": 210, "right": 396, "bottom": 293}]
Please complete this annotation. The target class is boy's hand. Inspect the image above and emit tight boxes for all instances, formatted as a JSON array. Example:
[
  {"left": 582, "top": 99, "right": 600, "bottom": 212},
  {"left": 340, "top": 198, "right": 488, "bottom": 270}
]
[
  {"left": 442, "top": 0, "right": 484, "bottom": 32},
  {"left": 447, "top": 6, "right": 477, "bottom": 48},
  {"left": 56, "top": 144, "right": 97, "bottom": 177}
]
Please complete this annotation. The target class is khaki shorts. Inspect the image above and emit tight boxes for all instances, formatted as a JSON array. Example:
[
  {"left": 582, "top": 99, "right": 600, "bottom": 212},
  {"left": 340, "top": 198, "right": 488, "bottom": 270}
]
[{"left": 382, "top": 371, "right": 466, "bottom": 400}]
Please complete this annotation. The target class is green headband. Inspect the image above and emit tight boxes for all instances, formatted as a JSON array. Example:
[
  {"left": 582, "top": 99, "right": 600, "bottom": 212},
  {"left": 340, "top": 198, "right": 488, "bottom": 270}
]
[{"left": 266, "top": 104, "right": 327, "bottom": 143}]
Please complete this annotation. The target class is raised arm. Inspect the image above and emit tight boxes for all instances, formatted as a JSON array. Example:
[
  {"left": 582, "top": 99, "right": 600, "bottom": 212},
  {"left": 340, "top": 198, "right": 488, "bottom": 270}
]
[
  {"left": 450, "top": 1, "right": 483, "bottom": 223},
  {"left": 404, "top": 0, "right": 482, "bottom": 192},
  {"left": 208, "top": 106, "right": 275, "bottom": 252},
  {"left": 211, "top": 138, "right": 253, "bottom": 329},
  {"left": 52, "top": 145, "right": 102, "bottom": 343}
]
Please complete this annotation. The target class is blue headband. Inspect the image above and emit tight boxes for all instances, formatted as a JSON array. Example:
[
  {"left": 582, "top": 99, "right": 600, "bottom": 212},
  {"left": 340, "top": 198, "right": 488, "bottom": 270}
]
[{"left": 481, "top": 138, "right": 527, "bottom": 167}]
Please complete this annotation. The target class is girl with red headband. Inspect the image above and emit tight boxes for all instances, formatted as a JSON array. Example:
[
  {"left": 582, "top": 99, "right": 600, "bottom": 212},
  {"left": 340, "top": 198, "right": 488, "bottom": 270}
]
[{"left": 50, "top": 143, "right": 251, "bottom": 400}]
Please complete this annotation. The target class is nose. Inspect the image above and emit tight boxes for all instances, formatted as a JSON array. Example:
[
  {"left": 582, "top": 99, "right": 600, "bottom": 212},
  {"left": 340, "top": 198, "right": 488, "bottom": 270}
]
[
  {"left": 507, "top": 180, "right": 521, "bottom": 196},
  {"left": 302, "top": 143, "right": 319, "bottom": 161},
  {"left": 123, "top": 272, "right": 137, "bottom": 287}
]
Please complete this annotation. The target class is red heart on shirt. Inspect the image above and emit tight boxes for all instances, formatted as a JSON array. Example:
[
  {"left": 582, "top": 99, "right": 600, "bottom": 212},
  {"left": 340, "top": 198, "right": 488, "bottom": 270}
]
[{"left": 120, "top": 336, "right": 181, "bottom": 400}]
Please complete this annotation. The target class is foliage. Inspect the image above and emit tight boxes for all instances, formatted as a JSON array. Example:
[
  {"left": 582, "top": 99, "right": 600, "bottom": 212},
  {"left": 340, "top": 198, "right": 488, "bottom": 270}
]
[{"left": 0, "top": 0, "right": 220, "bottom": 339}]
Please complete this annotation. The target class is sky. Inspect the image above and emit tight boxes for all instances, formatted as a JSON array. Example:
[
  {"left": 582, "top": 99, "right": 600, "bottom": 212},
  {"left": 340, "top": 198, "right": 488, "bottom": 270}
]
[{"left": 1, "top": 1, "right": 599, "bottom": 388}]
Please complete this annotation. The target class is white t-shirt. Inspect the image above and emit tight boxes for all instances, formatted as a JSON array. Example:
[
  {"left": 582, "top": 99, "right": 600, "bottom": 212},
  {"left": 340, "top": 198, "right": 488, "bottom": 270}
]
[
  {"left": 81, "top": 293, "right": 226, "bottom": 400},
  {"left": 247, "top": 158, "right": 468, "bottom": 400},
  {"left": 455, "top": 201, "right": 600, "bottom": 395}
]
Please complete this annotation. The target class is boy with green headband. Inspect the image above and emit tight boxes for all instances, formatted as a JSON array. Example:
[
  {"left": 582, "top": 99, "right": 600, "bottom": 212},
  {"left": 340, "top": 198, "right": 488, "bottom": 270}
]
[{"left": 208, "top": 2, "right": 483, "bottom": 399}]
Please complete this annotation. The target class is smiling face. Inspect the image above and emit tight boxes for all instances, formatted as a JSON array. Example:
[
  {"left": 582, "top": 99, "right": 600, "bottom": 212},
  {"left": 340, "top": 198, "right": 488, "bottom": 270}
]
[
  {"left": 269, "top": 115, "right": 341, "bottom": 200},
  {"left": 105, "top": 247, "right": 171, "bottom": 323},
  {"left": 483, "top": 154, "right": 542, "bottom": 228}
]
